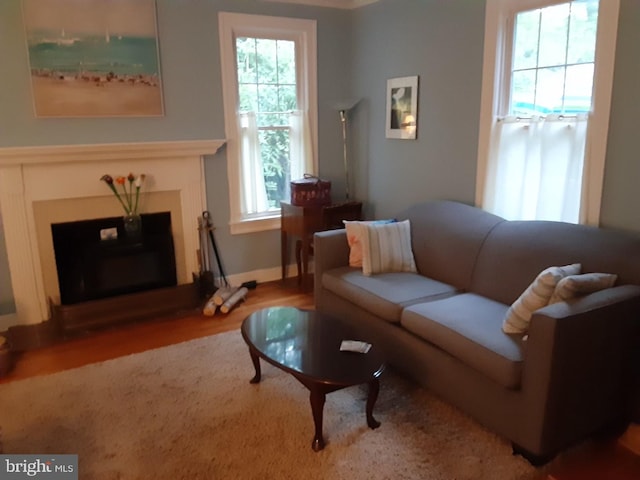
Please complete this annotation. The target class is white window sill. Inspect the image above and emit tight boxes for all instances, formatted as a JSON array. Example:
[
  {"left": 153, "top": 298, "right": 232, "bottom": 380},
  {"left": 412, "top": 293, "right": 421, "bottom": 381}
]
[{"left": 229, "top": 214, "right": 281, "bottom": 235}]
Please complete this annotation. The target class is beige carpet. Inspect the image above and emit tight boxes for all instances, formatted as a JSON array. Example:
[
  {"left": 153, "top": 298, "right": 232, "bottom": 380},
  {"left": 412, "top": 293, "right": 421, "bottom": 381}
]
[{"left": 0, "top": 330, "right": 540, "bottom": 479}]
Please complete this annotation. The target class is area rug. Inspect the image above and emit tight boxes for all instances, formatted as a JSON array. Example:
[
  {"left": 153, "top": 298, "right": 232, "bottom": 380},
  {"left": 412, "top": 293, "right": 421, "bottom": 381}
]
[{"left": 0, "top": 330, "right": 540, "bottom": 479}]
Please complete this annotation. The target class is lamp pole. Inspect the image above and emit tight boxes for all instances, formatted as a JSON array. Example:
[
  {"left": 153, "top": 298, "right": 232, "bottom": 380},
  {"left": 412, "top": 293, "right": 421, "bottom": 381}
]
[{"left": 340, "top": 109, "right": 350, "bottom": 201}]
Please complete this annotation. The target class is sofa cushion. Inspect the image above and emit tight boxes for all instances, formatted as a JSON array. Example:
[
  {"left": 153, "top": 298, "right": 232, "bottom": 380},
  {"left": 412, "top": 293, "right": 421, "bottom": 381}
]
[
  {"left": 502, "top": 263, "right": 581, "bottom": 334},
  {"left": 401, "top": 293, "right": 524, "bottom": 389},
  {"left": 361, "top": 220, "right": 417, "bottom": 276},
  {"left": 549, "top": 272, "right": 618, "bottom": 304},
  {"left": 322, "top": 266, "right": 457, "bottom": 323}
]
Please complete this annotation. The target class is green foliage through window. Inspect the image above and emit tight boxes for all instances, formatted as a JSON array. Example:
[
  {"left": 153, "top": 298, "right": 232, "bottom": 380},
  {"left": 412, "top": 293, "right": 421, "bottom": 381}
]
[{"left": 237, "top": 37, "right": 297, "bottom": 209}]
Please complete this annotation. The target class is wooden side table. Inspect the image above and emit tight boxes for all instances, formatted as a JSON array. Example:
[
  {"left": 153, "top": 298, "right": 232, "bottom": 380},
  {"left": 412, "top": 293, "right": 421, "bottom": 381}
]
[{"left": 281, "top": 201, "right": 362, "bottom": 283}]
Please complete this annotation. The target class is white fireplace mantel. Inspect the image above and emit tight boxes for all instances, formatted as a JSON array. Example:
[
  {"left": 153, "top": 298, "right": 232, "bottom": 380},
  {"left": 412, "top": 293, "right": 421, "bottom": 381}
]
[
  {"left": 0, "top": 140, "right": 225, "bottom": 328},
  {"left": 0, "top": 140, "right": 225, "bottom": 166}
]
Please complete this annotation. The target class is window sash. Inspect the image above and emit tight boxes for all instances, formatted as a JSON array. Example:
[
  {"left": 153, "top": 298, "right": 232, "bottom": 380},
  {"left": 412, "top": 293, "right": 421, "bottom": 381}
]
[{"left": 507, "top": 1, "right": 598, "bottom": 117}]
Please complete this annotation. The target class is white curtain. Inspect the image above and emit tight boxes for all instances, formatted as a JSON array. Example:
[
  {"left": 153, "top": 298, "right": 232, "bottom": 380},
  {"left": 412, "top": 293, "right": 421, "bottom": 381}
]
[
  {"left": 289, "top": 110, "right": 315, "bottom": 181},
  {"left": 483, "top": 114, "right": 588, "bottom": 223},
  {"left": 238, "top": 112, "right": 269, "bottom": 216}
]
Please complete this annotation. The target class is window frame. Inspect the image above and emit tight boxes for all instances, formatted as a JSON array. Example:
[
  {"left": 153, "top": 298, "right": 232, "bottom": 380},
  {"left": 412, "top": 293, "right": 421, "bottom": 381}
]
[
  {"left": 219, "top": 12, "right": 318, "bottom": 235},
  {"left": 475, "top": 0, "right": 620, "bottom": 226}
]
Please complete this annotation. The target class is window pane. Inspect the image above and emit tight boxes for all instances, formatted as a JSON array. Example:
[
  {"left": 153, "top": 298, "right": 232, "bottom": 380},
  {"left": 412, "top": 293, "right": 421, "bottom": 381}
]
[
  {"left": 236, "top": 37, "right": 257, "bottom": 84},
  {"left": 239, "top": 83, "right": 258, "bottom": 112},
  {"left": 536, "top": 66, "right": 566, "bottom": 113},
  {"left": 513, "top": 10, "right": 540, "bottom": 71},
  {"left": 568, "top": 0, "right": 598, "bottom": 64},
  {"left": 277, "top": 40, "right": 296, "bottom": 84},
  {"left": 257, "top": 112, "right": 288, "bottom": 128},
  {"left": 538, "top": 3, "right": 569, "bottom": 68},
  {"left": 564, "top": 63, "right": 593, "bottom": 113},
  {"left": 256, "top": 38, "right": 278, "bottom": 84},
  {"left": 279, "top": 85, "right": 297, "bottom": 111},
  {"left": 259, "top": 128, "right": 291, "bottom": 208},
  {"left": 511, "top": 69, "right": 536, "bottom": 115},
  {"left": 258, "top": 84, "right": 279, "bottom": 113}
]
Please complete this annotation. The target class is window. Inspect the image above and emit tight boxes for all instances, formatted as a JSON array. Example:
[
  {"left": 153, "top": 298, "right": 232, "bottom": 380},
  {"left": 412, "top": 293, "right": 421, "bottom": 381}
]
[
  {"left": 476, "top": 0, "right": 619, "bottom": 225},
  {"left": 219, "top": 13, "right": 318, "bottom": 234},
  {"left": 510, "top": 2, "right": 597, "bottom": 116}
]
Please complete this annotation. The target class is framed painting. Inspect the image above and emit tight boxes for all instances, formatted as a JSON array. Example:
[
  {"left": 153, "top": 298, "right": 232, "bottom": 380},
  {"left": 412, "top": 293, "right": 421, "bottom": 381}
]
[
  {"left": 385, "top": 75, "right": 418, "bottom": 139},
  {"left": 22, "top": 0, "right": 164, "bottom": 118}
]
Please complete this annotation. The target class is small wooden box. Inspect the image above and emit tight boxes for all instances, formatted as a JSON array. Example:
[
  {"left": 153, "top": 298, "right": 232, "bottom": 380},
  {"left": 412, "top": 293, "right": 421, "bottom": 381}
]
[{"left": 291, "top": 175, "right": 331, "bottom": 207}]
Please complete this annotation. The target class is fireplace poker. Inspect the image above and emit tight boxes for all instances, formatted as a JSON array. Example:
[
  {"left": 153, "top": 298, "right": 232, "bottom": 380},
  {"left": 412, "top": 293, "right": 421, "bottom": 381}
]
[
  {"left": 202, "top": 211, "right": 228, "bottom": 288},
  {"left": 197, "top": 215, "right": 211, "bottom": 276}
]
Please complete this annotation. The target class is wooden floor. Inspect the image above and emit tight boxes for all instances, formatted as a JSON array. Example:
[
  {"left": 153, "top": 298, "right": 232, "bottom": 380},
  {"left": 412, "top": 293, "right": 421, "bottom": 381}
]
[
  {"left": 0, "top": 278, "right": 313, "bottom": 383},
  {"left": 1, "top": 277, "right": 639, "bottom": 479}
]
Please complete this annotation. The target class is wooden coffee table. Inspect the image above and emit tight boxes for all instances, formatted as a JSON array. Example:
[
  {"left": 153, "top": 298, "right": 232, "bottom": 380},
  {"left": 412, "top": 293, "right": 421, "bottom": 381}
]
[{"left": 241, "top": 306, "right": 385, "bottom": 451}]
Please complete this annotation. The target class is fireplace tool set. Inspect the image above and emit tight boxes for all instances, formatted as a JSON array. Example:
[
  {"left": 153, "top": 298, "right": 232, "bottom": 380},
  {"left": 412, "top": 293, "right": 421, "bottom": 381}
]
[{"left": 198, "top": 211, "right": 255, "bottom": 316}]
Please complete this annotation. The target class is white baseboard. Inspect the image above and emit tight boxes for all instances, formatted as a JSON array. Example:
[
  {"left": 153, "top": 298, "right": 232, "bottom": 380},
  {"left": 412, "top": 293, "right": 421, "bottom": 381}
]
[{"left": 212, "top": 262, "right": 308, "bottom": 288}]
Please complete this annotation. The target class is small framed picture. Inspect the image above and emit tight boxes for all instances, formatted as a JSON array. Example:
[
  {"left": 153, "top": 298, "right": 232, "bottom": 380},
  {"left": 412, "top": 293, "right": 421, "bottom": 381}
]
[{"left": 386, "top": 76, "right": 418, "bottom": 140}]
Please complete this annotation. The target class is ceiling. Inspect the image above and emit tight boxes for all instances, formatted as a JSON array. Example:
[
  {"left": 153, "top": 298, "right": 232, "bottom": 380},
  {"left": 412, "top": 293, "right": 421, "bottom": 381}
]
[{"left": 263, "top": 0, "right": 379, "bottom": 9}]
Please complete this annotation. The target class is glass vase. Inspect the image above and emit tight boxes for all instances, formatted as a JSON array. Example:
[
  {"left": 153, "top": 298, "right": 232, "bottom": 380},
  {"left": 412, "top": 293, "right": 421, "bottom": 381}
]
[{"left": 123, "top": 213, "right": 142, "bottom": 237}]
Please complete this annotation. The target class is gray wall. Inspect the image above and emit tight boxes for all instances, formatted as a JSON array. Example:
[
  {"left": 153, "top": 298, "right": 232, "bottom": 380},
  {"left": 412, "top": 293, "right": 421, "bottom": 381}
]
[
  {"left": 600, "top": 0, "right": 640, "bottom": 231},
  {"left": 350, "top": 0, "right": 485, "bottom": 218},
  {"left": 2, "top": 0, "right": 640, "bottom": 314}
]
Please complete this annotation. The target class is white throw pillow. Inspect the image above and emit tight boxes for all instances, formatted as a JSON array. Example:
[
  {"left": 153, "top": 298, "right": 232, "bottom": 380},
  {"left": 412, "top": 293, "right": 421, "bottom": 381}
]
[
  {"left": 343, "top": 219, "right": 396, "bottom": 268},
  {"left": 502, "top": 263, "right": 581, "bottom": 334},
  {"left": 360, "top": 220, "right": 417, "bottom": 276},
  {"left": 549, "top": 273, "right": 617, "bottom": 304}
]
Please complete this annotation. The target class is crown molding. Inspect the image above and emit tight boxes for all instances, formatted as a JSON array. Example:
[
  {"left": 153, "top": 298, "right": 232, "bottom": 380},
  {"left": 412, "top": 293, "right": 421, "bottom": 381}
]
[{"left": 262, "top": 0, "right": 379, "bottom": 9}]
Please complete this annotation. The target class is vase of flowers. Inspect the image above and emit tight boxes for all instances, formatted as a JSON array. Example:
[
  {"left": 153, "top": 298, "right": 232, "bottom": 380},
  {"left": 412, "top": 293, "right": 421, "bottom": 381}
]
[
  {"left": 100, "top": 173, "right": 146, "bottom": 237},
  {"left": 122, "top": 212, "right": 142, "bottom": 236}
]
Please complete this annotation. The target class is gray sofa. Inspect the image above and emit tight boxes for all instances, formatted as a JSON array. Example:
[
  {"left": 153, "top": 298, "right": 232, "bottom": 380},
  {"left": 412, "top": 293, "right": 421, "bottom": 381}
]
[{"left": 314, "top": 200, "right": 640, "bottom": 463}]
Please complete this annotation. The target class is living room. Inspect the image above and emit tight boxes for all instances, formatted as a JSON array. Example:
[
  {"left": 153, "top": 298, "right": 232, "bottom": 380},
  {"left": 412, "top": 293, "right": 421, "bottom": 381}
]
[{"left": 1, "top": 0, "right": 639, "bottom": 478}]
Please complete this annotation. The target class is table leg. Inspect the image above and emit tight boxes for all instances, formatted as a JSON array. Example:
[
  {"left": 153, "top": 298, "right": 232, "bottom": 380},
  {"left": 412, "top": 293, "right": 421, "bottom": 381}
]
[
  {"left": 366, "top": 378, "right": 381, "bottom": 429},
  {"left": 248, "top": 348, "right": 261, "bottom": 384},
  {"left": 281, "top": 230, "right": 288, "bottom": 281},
  {"left": 301, "top": 235, "right": 310, "bottom": 286},
  {"left": 310, "top": 388, "right": 326, "bottom": 451}
]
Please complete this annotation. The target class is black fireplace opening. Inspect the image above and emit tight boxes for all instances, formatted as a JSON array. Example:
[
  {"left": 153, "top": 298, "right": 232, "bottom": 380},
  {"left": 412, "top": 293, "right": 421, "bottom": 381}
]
[{"left": 51, "top": 212, "right": 177, "bottom": 305}]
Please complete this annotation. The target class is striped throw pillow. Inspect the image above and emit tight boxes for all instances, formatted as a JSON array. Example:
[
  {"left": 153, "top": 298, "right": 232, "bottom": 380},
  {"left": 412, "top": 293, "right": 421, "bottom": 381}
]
[
  {"left": 361, "top": 220, "right": 417, "bottom": 276},
  {"left": 502, "top": 263, "right": 581, "bottom": 334},
  {"left": 549, "top": 273, "right": 617, "bottom": 304},
  {"left": 344, "top": 219, "right": 396, "bottom": 267}
]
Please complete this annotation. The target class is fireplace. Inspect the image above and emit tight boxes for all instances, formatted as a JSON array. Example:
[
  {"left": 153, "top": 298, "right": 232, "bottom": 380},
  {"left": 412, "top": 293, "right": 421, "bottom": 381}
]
[
  {"left": 52, "top": 212, "right": 177, "bottom": 305},
  {"left": 0, "top": 140, "right": 225, "bottom": 330}
]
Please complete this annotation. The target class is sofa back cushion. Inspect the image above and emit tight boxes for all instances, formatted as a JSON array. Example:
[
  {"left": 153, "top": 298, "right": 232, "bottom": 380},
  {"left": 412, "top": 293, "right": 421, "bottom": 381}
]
[
  {"left": 470, "top": 220, "right": 640, "bottom": 305},
  {"left": 397, "top": 200, "right": 504, "bottom": 291}
]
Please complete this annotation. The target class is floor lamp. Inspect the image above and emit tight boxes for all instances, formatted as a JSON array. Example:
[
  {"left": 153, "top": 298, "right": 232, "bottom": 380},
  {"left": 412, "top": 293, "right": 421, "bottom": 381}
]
[{"left": 336, "top": 100, "right": 358, "bottom": 201}]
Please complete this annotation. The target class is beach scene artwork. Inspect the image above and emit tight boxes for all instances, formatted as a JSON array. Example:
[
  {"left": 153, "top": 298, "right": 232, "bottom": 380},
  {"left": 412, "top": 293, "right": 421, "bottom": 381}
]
[{"left": 23, "top": 0, "right": 163, "bottom": 117}]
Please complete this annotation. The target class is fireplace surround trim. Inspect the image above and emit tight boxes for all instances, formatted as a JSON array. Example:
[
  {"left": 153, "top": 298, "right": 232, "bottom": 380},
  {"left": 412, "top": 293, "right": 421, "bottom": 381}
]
[{"left": 0, "top": 139, "right": 225, "bottom": 329}]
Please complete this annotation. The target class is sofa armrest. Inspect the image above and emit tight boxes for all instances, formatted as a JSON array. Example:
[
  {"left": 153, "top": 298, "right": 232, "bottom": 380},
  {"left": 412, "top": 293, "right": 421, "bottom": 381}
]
[
  {"left": 521, "top": 285, "right": 640, "bottom": 450},
  {"left": 313, "top": 229, "right": 350, "bottom": 303}
]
